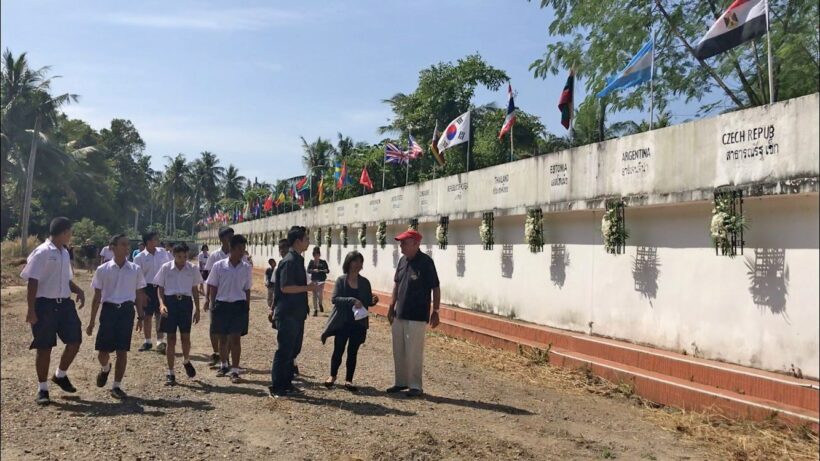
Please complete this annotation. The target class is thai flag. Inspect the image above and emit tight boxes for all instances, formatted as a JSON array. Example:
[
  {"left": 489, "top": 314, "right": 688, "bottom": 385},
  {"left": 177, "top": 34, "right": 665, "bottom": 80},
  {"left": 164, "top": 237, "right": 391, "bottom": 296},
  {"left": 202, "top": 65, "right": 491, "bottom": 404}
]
[
  {"left": 498, "top": 83, "right": 516, "bottom": 139},
  {"left": 407, "top": 134, "right": 424, "bottom": 159},
  {"left": 384, "top": 143, "right": 408, "bottom": 165}
]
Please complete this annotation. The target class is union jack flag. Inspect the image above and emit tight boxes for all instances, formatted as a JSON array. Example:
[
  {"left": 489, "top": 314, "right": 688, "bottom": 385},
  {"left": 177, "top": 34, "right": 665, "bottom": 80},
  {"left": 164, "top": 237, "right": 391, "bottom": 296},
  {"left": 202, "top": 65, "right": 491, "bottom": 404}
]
[
  {"left": 384, "top": 142, "right": 408, "bottom": 165},
  {"left": 407, "top": 134, "right": 424, "bottom": 159}
]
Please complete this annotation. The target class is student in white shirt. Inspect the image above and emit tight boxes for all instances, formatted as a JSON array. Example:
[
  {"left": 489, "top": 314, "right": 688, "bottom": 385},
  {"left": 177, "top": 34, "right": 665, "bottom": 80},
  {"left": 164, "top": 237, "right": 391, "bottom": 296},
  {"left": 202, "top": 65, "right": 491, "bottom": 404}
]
[
  {"left": 133, "top": 231, "right": 172, "bottom": 352},
  {"left": 203, "top": 227, "right": 234, "bottom": 367},
  {"left": 206, "top": 234, "right": 252, "bottom": 383},
  {"left": 154, "top": 243, "right": 202, "bottom": 386},
  {"left": 20, "top": 217, "right": 87, "bottom": 405},
  {"left": 85, "top": 233, "right": 147, "bottom": 400},
  {"left": 197, "top": 244, "right": 209, "bottom": 295},
  {"left": 99, "top": 244, "right": 114, "bottom": 265}
]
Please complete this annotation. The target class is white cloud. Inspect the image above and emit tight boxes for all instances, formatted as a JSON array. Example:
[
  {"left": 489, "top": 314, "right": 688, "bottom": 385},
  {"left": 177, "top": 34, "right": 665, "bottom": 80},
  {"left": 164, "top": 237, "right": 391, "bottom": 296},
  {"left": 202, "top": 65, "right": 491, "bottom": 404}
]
[{"left": 102, "top": 7, "right": 304, "bottom": 31}]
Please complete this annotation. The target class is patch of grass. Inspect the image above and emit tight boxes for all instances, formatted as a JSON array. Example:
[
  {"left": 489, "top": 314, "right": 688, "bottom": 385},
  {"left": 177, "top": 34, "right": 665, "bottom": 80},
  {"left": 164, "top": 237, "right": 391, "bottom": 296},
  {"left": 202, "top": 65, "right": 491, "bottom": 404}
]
[{"left": 1, "top": 237, "right": 38, "bottom": 260}]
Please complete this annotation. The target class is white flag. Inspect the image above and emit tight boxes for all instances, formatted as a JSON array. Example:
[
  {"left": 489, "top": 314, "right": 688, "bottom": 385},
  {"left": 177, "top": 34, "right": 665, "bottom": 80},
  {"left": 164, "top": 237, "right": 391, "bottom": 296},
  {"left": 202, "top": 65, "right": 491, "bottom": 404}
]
[{"left": 437, "top": 111, "right": 470, "bottom": 153}]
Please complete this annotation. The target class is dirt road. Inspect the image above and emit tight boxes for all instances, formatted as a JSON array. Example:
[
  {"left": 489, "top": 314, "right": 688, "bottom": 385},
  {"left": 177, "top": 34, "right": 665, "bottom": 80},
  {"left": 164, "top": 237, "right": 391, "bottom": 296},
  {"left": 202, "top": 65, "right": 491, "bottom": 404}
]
[{"left": 1, "top": 270, "right": 717, "bottom": 460}]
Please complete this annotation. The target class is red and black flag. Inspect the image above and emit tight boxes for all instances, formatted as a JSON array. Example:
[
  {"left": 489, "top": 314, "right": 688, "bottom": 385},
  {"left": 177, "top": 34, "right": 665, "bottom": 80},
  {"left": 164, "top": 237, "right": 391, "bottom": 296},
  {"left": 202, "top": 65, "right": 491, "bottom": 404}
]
[
  {"left": 694, "top": 0, "right": 768, "bottom": 60},
  {"left": 558, "top": 69, "right": 575, "bottom": 130}
]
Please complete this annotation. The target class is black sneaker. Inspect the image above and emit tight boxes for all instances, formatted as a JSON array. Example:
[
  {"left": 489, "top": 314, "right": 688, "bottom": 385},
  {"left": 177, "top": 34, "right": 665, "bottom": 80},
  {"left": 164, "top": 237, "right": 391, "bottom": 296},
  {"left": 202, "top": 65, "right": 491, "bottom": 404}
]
[
  {"left": 51, "top": 375, "right": 77, "bottom": 393},
  {"left": 286, "top": 384, "right": 303, "bottom": 395},
  {"left": 138, "top": 343, "right": 153, "bottom": 352},
  {"left": 229, "top": 371, "right": 241, "bottom": 383},
  {"left": 406, "top": 388, "right": 423, "bottom": 397},
  {"left": 96, "top": 368, "right": 110, "bottom": 388},
  {"left": 156, "top": 343, "right": 167, "bottom": 354},
  {"left": 165, "top": 374, "right": 176, "bottom": 386},
  {"left": 110, "top": 387, "right": 127, "bottom": 400},
  {"left": 183, "top": 362, "right": 196, "bottom": 378},
  {"left": 209, "top": 353, "right": 220, "bottom": 368},
  {"left": 319, "top": 305, "right": 324, "bottom": 313},
  {"left": 216, "top": 366, "right": 229, "bottom": 377},
  {"left": 269, "top": 387, "right": 287, "bottom": 399},
  {"left": 313, "top": 310, "right": 318, "bottom": 317},
  {"left": 385, "top": 385, "right": 408, "bottom": 393},
  {"left": 36, "top": 390, "right": 50, "bottom": 405}
]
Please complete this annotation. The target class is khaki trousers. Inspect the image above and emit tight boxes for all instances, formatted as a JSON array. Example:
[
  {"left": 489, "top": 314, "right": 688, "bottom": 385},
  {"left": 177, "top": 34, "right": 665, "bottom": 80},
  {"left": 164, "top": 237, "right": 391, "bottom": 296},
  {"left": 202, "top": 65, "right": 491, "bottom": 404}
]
[{"left": 391, "top": 318, "right": 427, "bottom": 390}]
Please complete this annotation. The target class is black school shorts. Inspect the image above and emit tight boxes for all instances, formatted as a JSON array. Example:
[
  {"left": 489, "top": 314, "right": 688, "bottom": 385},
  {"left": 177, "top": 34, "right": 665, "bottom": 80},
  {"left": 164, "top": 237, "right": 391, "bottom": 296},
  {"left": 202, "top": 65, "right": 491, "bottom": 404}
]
[
  {"left": 29, "top": 298, "right": 82, "bottom": 349},
  {"left": 159, "top": 295, "right": 194, "bottom": 334},
  {"left": 143, "top": 284, "right": 160, "bottom": 316},
  {"left": 95, "top": 302, "right": 136, "bottom": 352},
  {"left": 210, "top": 301, "right": 249, "bottom": 336}
]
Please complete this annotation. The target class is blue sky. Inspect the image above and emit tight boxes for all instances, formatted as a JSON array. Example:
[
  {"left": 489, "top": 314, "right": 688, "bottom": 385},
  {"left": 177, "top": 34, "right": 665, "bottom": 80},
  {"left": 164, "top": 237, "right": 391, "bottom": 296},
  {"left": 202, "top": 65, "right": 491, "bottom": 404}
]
[{"left": 2, "top": 0, "right": 697, "bottom": 183}]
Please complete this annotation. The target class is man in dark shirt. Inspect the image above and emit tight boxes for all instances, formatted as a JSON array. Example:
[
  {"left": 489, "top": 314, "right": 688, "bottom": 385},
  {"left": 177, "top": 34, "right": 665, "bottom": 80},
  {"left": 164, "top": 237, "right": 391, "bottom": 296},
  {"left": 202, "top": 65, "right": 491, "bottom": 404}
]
[
  {"left": 270, "top": 226, "right": 314, "bottom": 397},
  {"left": 386, "top": 229, "right": 440, "bottom": 397},
  {"left": 81, "top": 240, "right": 97, "bottom": 273}
]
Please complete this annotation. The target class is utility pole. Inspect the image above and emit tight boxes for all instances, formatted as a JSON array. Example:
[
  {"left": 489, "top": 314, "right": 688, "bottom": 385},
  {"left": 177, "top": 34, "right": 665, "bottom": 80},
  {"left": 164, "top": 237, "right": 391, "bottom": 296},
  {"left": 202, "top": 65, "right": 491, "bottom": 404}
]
[{"left": 20, "top": 115, "right": 42, "bottom": 254}]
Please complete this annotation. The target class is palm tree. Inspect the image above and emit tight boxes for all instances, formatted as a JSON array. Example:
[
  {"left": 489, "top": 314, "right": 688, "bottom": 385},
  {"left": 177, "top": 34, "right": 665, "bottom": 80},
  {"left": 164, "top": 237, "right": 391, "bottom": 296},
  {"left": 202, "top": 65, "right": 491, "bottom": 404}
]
[
  {"left": 2, "top": 49, "right": 78, "bottom": 251},
  {"left": 160, "top": 154, "right": 191, "bottom": 233},
  {"left": 301, "top": 136, "right": 333, "bottom": 206},
  {"left": 189, "top": 151, "right": 224, "bottom": 234},
  {"left": 222, "top": 164, "right": 246, "bottom": 201}
]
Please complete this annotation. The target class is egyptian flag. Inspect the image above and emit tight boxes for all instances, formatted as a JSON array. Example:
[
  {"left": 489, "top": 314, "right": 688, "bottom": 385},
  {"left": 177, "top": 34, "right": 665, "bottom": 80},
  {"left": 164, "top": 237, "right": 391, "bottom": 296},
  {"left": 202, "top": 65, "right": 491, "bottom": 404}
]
[
  {"left": 695, "top": 0, "right": 768, "bottom": 60},
  {"left": 359, "top": 167, "right": 374, "bottom": 191},
  {"left": 498, "top": 83, "right": 516, "bottom": 139},
  {"left": 558, "top": 70, "right": 574, "bottom": 129},
  {"left": 430, "top": 121, "right": 445, "bottom": 166}
]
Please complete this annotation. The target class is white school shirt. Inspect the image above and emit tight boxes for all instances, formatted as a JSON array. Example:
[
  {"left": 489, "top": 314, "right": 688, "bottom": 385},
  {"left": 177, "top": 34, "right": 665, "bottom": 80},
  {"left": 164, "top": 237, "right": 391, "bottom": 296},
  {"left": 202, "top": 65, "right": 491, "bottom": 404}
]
[
  {"left": 91, "top": 259, "right": 147, "bottom": 304},
  {"left": 206, "top": 258, "right": 252, "bottom": 303},
  {"left": 153, "top": 260, "right": 203, "bottom": 296},
  {"left": 204, "top": 248, "right": 249, "bottom": 271},
  {"left": 99, "top": 246, "right": 114, "bottom": 263},
  {"left": 197, "top": 251, "right": 209, "bottom": 270},
  {"left": 20, "top": 239, "right": 73, "bottom": 299},
  {"left": 133, "top": 248, "right": 172, "bottom": 285}
]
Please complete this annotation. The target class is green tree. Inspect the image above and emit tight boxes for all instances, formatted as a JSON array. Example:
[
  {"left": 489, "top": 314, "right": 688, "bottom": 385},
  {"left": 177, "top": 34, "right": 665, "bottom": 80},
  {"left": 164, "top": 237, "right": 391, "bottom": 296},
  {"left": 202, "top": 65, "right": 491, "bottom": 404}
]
[
  {"left": 380, "top": 54, "right": 509, "bottom": 178},
  {"left": 471, "top": 106, "right": 546, "bottom": 168},
  {"left": 71, "top": 218, "right": 110, "bottom": 248},
  {"left": 301, "top": 136, "right": 334, "bottom": 206},
  {"left": 158, "top": 154, "right": 191, "bottom": 233},
  {"left": 222, "top": 164, "right": 245, "bottom": 201},
  {"left": 528, "top": 0, "right": 819, "bottom": 119}
]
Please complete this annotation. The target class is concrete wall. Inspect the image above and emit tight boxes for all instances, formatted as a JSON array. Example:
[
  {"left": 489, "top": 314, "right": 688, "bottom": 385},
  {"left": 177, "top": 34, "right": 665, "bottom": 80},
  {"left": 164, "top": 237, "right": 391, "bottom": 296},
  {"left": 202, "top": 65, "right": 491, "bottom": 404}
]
[{"left": 202, "top": 94, "right": 820, "bottom": 378}]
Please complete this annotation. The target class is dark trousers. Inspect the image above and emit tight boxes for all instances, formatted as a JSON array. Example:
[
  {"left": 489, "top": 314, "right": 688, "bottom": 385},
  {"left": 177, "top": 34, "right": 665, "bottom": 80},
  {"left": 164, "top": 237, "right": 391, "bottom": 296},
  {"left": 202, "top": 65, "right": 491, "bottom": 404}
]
[
  {"left": 330, "top": 327, "right": 366, "bottom": 382},
  {"left": 271, "top": 315, "right": 305, "bottom": 391}
]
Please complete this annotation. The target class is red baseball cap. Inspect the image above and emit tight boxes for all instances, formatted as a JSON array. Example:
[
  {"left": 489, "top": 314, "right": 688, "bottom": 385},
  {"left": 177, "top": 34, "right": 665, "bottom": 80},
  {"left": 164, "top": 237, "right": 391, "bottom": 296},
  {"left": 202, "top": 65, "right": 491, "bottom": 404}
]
[{"left": 394, "top": 230, "right": 422, "bottom": 242}]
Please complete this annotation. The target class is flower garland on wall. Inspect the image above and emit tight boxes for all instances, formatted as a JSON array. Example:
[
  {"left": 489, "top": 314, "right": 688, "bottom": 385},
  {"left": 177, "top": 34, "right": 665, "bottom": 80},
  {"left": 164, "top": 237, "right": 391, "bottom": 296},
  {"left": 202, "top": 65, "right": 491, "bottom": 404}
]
[
  {"left": 377, "top": 221, "right": 387, "bottom": 248},
  {"left": 314, "top": 228, "right": 322, "bottom": 247},
  {"left": 408, "top": 218, "right": 418, "bottom": 231},
  {"left": 358, "top": 223, "right": 367, "bottom": 248},
  {"left": 602, "top": 202, "right": 628, "bottom": 254},
  {"left": 436, "top": 219, "right": 447, "bottom": 249},
  {"left": 711, "top": 193, "right": 746, "bottom": 257},
  {"left": 340, "top": 225, "right": 348, "bottom": 247},
  {"left": 324, "top": 227, "right": 332, "bottom": 249},
  {"left": 480, "top": 212, "right": 494, "bottom": 250},
  {"left": 525, "top": 208, "right": 544, "bottom": 253}
]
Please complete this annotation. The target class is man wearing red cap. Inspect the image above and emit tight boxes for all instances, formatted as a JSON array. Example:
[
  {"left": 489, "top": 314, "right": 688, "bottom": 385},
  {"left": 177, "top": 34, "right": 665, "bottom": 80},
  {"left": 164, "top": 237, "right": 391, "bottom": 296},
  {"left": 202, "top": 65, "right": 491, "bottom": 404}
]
[{"left": 386, "top": 229, "right": 440, "bottom": 397}]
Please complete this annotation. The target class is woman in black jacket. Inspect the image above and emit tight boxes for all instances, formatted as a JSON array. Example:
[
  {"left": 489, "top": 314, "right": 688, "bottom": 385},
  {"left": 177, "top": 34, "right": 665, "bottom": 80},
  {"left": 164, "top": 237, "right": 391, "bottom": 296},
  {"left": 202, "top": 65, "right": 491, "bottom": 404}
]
[{"left": 322, "top": 251, "right": 378, "bottom": 391}]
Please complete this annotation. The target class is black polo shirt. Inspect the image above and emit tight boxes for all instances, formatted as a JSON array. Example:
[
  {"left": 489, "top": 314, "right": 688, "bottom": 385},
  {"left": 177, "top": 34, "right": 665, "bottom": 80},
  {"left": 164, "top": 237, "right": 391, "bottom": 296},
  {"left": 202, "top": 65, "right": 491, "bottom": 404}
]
[
  {"left": 394, "top": 251, "right": 440, "bottom": 322},
  {"left": 274, "top": 249, "right": 308, "bottom": 320}
]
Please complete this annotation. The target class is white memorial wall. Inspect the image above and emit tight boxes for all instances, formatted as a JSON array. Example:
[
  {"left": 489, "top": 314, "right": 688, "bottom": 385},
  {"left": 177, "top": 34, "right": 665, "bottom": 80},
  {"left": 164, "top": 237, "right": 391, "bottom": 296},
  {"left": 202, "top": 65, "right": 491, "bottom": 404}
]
[{"left": 201, "top": 94, "right": 820, "bottom": 378}]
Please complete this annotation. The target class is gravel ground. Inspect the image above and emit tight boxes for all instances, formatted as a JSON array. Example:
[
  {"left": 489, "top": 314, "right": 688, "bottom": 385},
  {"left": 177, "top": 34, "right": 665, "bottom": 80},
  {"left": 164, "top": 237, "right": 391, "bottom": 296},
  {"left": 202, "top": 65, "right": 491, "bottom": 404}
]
[{"left": 1, "top": 270, "right": 712, "bottom": 460}]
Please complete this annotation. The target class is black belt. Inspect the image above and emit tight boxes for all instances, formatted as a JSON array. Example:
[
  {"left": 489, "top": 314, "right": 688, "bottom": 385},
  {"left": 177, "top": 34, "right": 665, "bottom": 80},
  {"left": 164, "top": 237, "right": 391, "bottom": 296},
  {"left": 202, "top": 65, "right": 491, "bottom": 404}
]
[
  {"left": 103, "top": 301, "right": 135, "bottom": 309},
  {"left": 37, "top": 297, "right": 71, "bottom": 304},
  {"left": 167, "top": 294, "right": 192, "bottom": 301}
]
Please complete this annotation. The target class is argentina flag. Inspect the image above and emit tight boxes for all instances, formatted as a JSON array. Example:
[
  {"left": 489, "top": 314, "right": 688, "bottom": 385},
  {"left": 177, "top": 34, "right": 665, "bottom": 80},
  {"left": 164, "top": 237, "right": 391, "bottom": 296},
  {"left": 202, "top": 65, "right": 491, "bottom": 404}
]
[{"left": 597, "top": 39, "right": 654, "bottom": 98}]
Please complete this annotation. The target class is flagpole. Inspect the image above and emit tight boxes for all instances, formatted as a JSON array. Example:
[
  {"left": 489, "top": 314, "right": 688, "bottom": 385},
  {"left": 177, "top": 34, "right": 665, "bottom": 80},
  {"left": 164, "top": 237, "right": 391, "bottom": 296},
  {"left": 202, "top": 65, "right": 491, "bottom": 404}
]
[
  {"left": 466, "top": 114, "right": 472, "bottom": 172},
  {"left": 764, "top": 0, "right": 774, "bottom": 104},
  {"left": 509, "top": 124, "right": 514, "bottom": 162},
  {"left": 649, "top": 9, "right": 656, "bottom": 130},
  {"left": 381, "top": 151, "right": 386, "bottom": 191}
]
